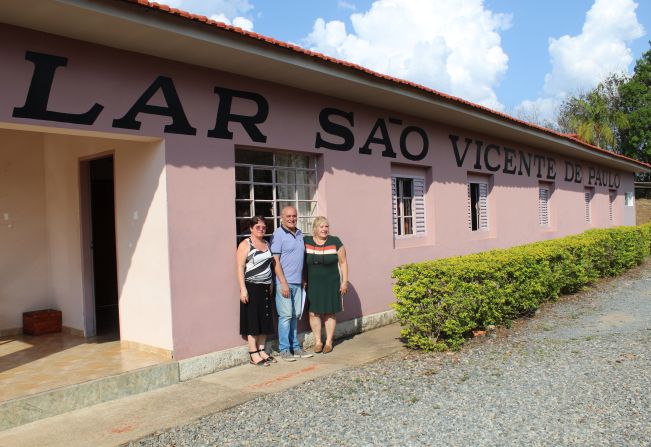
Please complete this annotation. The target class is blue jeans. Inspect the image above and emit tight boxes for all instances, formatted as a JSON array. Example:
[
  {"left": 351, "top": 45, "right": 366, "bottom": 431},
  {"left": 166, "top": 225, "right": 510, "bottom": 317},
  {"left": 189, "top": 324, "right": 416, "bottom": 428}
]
[{"left": 275, "top": 283, "right": 302, "bottom": 352}]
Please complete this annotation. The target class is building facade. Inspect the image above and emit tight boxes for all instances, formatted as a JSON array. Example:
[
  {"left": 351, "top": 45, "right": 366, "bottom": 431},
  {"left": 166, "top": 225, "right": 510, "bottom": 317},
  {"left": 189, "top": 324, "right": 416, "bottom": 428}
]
[{"left": 1, "top": 1, "right": 648, "bottom": 372}]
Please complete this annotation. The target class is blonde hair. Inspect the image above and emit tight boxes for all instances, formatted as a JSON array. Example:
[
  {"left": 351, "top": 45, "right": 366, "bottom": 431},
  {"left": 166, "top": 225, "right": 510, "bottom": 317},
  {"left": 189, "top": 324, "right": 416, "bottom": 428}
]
[{"left": 312, "top": 216, "right": 329, "bottom": 237}]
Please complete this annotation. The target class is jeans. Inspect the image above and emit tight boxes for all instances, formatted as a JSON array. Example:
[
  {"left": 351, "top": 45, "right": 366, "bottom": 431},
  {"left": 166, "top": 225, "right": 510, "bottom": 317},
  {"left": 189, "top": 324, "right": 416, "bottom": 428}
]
[{"left": 275, "top": 283, "right": 302, "bottom": 353}]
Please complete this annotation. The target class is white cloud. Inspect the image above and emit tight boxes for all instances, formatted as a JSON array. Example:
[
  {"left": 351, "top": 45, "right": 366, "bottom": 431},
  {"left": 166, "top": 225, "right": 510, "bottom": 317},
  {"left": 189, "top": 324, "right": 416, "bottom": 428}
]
[
  {"left": 163, "top": 0, "right": 254, "bottom": 30},
  {"left": 303, "top": 0, "right": 512, "bottom": 111},
  {"left": 209, "top": 13, "right": 254, "bottom": 31},
  {"left": 338, "top": 1, "right": 357, "bottom": 11},
  {"left": 517, "top": 0, "right": 644, "bottom": 123}
]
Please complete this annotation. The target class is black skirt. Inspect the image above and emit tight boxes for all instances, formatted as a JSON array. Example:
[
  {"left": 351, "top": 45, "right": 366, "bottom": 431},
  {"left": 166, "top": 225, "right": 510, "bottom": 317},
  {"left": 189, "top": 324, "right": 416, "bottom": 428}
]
[{"left": 240, "top": 282, "right": 274, "bottom": 336}]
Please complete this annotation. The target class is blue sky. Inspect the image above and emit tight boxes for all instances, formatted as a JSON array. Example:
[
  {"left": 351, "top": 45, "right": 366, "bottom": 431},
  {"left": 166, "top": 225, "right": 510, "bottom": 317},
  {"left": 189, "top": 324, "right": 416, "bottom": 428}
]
[{"left": 165, "top": 0, "right": 650, "bottom": 122}]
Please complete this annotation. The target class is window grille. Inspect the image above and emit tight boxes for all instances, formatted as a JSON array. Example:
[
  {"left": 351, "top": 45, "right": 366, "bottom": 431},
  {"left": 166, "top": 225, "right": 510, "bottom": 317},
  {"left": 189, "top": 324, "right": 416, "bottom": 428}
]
[{"left": 235, "top": 149, "right": 317, "bottom": 241}]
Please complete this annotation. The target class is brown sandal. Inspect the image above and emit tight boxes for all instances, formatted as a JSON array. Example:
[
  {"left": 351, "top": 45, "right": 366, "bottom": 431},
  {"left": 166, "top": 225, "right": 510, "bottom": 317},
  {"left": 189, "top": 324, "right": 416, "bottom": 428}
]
[
  {"left": 249, "top": 350, "right": 270, "bottom": 367},
  {"left": 323, "top": 343, "right": 333, "bottom": 354},
  {"left": 314, "top": 343, "right": 324, "bottom": 354},
  {"left": 259, "top": 350, "right": 277, "bottom": 363}
]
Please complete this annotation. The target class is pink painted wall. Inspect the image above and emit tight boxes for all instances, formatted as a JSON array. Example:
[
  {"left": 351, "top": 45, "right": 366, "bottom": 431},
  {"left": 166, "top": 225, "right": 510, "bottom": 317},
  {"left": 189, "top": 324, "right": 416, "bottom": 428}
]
[{"left": 0, "top": 25, "right": 638, "bottom": 359}]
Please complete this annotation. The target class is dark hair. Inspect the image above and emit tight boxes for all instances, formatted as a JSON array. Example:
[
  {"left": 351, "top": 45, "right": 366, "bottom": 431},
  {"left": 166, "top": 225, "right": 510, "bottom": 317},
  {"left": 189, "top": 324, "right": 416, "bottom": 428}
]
[{"left": 249, "top": 216, "right": 266, "bottom": 229}]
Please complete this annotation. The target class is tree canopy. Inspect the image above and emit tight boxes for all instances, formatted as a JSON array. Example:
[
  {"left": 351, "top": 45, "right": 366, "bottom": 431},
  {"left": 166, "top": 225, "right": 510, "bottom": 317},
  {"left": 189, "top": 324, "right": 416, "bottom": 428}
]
[
  {"left": 619, "top": 43, "right": 651, "bottom": 164},
  {"left": 555, "top": 42, "right": 650, "bottom": 170}
]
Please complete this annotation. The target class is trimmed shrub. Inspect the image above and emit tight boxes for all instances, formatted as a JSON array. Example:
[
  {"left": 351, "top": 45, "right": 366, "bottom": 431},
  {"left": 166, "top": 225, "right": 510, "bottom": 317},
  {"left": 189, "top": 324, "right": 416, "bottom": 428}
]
[{"left": 392, "top": 223, "right": 651, "bottom": 351}]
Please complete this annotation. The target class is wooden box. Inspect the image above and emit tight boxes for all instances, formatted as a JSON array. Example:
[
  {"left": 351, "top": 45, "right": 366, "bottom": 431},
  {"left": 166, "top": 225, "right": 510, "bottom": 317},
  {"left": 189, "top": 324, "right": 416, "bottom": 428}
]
[{"left": 23, "top": 309, "right": 62, "bottom": 335}]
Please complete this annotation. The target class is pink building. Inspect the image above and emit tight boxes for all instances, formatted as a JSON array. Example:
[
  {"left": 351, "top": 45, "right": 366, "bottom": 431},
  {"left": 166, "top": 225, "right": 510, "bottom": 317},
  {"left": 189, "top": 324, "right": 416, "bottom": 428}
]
[{"left": 1, "top": 1, "right": 649, "bottom": 378}]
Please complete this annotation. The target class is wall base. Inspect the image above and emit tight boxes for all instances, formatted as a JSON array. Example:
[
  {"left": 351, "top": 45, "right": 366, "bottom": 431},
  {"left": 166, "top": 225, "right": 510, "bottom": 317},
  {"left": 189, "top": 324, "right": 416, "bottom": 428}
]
[{"left": 179, "top": 309, "right": 396, "bottom": 381}]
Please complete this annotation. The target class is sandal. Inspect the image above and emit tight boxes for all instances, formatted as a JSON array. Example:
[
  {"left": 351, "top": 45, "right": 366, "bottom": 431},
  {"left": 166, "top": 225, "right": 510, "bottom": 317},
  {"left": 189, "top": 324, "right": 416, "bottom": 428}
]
[
  {"left": 259, "top": 350, "right": 277, "bottom": 363},
  {"left": 314, "top": 343, "right": 324, "bottom": 354},
  {"left": 249, "top": 350, "right": 270, "bottom": 367},
  {"left": 323, "top": 343, "right": 333, "bottom": 354}
]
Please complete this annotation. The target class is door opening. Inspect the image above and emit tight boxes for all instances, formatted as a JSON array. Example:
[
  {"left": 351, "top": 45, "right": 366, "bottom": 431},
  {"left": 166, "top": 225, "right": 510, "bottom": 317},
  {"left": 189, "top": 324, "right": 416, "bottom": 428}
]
[{"left": 87, "top": 156, "right": 119, "bottom": 337}]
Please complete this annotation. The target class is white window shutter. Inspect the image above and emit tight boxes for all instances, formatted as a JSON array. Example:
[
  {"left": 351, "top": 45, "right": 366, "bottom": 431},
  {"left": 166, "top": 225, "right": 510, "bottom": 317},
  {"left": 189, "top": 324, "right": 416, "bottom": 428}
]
[
  {"left": 391, "top": 177, "right": 398, "bottom": 237},
  {"left": 478, "top": 182, "right": 489, "bottom": 230},
  {"left": 609, "top": 191, "right": 615, "bottom": 222},
  {"left": 467, "top": 183, "right": 472, "bottom": 230},
  {"left": 539, "top": 187, "right": 549, "bottom": 227},
  {"left": 413, "top": 177, "right": 426, "bottom": 235},
  {"left": 584, "top": 190, "right": 591, "bottom": 223}
]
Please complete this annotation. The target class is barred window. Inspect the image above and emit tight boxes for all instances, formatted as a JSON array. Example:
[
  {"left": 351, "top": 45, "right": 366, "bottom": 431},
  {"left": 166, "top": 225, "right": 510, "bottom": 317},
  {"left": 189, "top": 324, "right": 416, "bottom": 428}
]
[{"left": 235, "top": 149, "right": 317, "bottom": 241}]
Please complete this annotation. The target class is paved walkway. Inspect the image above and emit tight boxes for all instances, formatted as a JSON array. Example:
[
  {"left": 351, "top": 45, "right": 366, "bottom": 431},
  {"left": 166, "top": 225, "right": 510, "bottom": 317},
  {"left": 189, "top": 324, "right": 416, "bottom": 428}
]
[
  {"left": 0, "top": 323, "right": 404, "bottom": 447},
  {"left": 128, "top": 260, "right": 651, "bottom": 447}
]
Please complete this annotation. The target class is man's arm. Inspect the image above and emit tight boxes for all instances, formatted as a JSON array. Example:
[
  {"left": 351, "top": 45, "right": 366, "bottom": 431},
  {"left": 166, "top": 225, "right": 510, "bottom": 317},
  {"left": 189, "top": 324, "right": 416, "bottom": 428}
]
[{"left": 273, "top": 254, "right": 290, "bottom": 298}]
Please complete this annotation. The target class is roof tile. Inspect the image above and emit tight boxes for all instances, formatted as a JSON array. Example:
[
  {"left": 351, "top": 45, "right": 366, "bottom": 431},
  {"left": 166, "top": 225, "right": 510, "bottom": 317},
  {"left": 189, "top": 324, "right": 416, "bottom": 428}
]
[{"left": 118, "top": 0, "right": 648, "bottom": 169}]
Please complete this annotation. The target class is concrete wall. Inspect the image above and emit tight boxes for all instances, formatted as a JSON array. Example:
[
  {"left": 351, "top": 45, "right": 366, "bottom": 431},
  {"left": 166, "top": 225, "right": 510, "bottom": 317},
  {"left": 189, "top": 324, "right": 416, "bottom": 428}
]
[{"left": 0, "top": 130, "right": 48, "bottom": 333}]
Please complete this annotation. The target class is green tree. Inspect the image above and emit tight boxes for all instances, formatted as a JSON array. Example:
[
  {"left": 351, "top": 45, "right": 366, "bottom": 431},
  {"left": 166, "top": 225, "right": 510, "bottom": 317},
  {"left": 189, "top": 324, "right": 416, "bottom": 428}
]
[
  {"left": 619, "top": 42, "right": 651, "bottom": 166},
  {"left": 556, "top": 73, "right": 629, "bottom": 151}
]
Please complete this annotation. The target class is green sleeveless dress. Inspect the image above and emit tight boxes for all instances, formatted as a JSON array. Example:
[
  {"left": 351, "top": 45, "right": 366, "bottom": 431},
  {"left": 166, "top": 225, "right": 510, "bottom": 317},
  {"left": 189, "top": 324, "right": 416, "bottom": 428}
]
[{"left": 304, "top": 235, "right": 343, "bottom": 314}]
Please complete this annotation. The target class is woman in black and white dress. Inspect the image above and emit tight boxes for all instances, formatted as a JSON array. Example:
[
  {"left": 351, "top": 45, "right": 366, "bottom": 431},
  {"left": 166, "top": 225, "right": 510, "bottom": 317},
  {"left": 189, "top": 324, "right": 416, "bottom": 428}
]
[{"left": 236, "top": 216, "right": 276, "bottom": 366}]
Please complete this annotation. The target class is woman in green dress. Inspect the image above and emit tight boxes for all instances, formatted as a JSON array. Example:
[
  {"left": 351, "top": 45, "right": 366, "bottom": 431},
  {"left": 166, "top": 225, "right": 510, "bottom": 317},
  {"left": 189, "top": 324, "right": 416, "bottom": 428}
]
[{"left": 304, "top": 216, "right": 349, "bottom": 354}]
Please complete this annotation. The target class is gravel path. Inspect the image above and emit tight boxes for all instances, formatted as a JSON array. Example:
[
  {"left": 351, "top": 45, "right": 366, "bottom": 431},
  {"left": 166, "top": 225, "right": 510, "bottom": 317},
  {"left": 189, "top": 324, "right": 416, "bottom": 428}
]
[{"left": 128, "top": 260, "right": 651, "bottom": 447}]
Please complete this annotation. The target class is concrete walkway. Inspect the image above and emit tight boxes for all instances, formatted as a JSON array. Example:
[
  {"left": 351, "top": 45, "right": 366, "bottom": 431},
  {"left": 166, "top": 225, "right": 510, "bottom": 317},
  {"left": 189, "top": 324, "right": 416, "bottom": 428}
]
[{"left": 0, "top": 323, "right": 404, "bottom": 447}]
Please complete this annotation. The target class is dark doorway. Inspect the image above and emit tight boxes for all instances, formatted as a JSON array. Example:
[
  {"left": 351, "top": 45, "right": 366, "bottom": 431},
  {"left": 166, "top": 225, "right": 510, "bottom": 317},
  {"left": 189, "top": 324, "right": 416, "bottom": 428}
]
[{"left": 89, "top": 156, "right": 119, "bottom": 336}]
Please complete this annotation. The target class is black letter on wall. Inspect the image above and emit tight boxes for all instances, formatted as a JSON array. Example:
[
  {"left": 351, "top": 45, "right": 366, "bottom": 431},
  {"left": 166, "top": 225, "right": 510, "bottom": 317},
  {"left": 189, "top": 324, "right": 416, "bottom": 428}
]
[
  {"left": 484, "top": 144, "right": 501, "bottom": 172},
  {"left": 207, "top": 87, "right": 268, "bottom": 142},
  {"left": 400, "top": 126, "right": 428, "bottom": 161},
  {"left": 315, "top": 107, "right": 354, "bottom": 151},
  {"left": 113, "top": 76, "right": 196, "bottom": 135},
  {"left": 449, "top": 135, "right": 473, "bottom": 167},
  {"left": 13, "top": 51, "right": 104, "bottom": 125},
  {"left": 359, "top": 118, "right": 396, "bottom": 157}
]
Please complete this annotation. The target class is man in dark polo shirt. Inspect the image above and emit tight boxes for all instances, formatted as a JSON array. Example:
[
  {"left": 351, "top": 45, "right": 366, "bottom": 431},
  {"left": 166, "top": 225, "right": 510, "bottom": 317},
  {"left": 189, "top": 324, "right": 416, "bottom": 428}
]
[{"left": 271, "top": 206, "right": 313, "bottom": 361}]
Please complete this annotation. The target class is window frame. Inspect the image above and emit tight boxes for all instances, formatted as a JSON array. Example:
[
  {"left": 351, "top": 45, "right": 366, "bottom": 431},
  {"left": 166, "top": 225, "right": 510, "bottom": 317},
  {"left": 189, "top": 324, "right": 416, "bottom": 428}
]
[
  {"left": 468, "top": 180, "right": 489, "bottom": 232},
  {"left": 538, "top": 183, "right": 551, "bottom": 228},
  {"left": 391, "top": 175, "right": 426, "bottom": 239},
  {"left": 608, "top": 189, "right": 617, "bottom": 223},
  {"left": 584, "top": 186, "right": 594, "bottom": 224}
]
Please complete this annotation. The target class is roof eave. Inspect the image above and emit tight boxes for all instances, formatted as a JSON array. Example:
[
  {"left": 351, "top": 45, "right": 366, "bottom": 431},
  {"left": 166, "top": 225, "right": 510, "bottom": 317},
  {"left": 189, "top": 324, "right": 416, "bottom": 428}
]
[{"left": 1, "top": 0, "right": 649, "bottom": 174}]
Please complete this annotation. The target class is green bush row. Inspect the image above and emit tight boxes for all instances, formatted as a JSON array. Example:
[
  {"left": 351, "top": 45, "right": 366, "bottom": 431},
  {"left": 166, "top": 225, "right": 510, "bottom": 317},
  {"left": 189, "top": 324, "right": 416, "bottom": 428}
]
[{"left": 392, "top": 223, "right": 651, "bottom": 351}]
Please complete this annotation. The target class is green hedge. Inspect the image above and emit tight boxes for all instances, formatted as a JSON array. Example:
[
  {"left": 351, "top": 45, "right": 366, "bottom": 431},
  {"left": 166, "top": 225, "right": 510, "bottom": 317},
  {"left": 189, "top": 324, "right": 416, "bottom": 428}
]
[{"left": 392, "top": 223, "right": 651, "bottom": 351}]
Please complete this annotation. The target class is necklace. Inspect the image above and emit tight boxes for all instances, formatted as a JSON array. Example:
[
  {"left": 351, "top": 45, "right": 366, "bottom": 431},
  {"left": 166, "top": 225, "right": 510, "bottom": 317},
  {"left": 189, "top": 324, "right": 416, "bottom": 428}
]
[{"left": 314, "top": 236, "right": 327, "bottom": 245}]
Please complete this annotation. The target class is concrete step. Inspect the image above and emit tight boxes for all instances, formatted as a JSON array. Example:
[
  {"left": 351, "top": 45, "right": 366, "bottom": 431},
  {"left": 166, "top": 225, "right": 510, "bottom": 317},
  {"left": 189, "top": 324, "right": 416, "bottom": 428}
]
[{"left": 0, "top": 361, "right": 179, "bottom": 430}]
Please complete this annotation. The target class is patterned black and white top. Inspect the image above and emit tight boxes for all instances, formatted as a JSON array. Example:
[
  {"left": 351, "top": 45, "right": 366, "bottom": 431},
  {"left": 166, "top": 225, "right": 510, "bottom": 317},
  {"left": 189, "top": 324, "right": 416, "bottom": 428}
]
[{"left": 244, "top": 238, "right": 273, "bottom": 284}]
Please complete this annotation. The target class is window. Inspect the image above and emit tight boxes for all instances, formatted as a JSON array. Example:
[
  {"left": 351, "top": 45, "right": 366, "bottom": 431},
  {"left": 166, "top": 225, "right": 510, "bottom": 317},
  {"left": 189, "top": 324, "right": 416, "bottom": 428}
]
[
  {"left": 584, "top": 187, "right": 593, "bottom": 223},
  {"left": 539, "top": 184, "right": 550, "bottom": 227},
  {"left": 392, "top": 176, "right": 425, "bottom": 237},
  {"left": 235, "top": 149, "right": 317, "bottom": 241},
  {"left": 625, "top": 191, "right": 635, "bottom": 207},
  {"left": 609, "top": 190, "right": 616, "bottom": 222},
  {"left": 468, "top": 181, "right": 488, "bottom": 231}
]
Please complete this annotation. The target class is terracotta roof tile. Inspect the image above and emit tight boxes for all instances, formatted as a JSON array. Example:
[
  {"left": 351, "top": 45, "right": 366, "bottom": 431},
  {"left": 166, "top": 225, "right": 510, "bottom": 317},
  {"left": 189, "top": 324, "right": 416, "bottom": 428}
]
[{"left": 119, "top": 0, "right": 649, "bottom": 170}]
